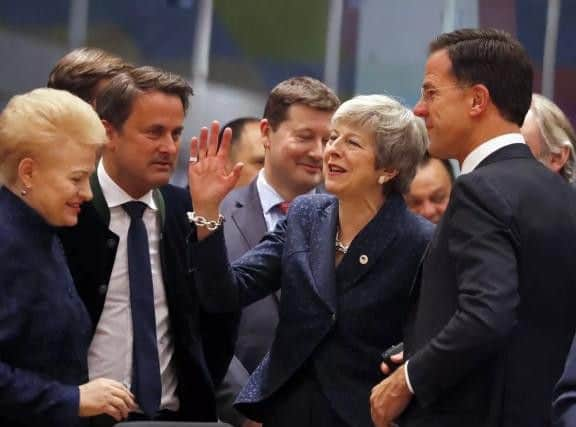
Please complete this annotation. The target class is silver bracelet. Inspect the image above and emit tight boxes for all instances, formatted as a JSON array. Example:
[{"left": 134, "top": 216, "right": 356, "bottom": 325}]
[{"left": 187, "top": 211, "right": 225, "bottom": 231}]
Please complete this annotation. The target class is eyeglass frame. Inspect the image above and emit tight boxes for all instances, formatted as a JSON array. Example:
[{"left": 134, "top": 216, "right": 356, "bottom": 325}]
[{"left": 419, "top": 84, "right": 470, "bottom": 103}]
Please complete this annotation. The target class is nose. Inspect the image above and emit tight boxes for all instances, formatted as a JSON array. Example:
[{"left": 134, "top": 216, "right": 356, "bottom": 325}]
[
  {"left": 420, "top": 201, "right": 438, "bottom": 223},
  {"left": 80, "top": 180, "right": 93, "bottom": 202},
  {"left": 159, "top": 133, "right": 179, "bottom": 155},
  {"left": 413, "top": 99, "right": 428, "bottom": 118},
  {"left": 309, "top": 137, "right": 324, "bottom": 161}
]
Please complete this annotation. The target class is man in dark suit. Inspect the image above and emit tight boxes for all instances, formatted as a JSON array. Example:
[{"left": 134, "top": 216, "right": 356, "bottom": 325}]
[
  {"left": 370, "top": 28, "right": 576, "bottom": 427},
  {"left": 216, "top": 77, "right": 340, "bottom": 426},
  {"left": 58, "top": 66, "right": 237, "bottom": 426}
]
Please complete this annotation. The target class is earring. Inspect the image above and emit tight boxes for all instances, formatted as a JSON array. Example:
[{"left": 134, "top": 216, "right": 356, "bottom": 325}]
[
  {"left": 378, "top": 175, "right": 386, "bottom": 185},
  {"left": 20, "top": 188, "right": 27, "bottom": 196}
]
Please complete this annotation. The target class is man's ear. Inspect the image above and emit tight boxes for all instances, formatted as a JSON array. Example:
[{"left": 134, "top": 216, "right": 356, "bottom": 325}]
[
  {"left": 260, "top": 119, "right": 271, "bottom": 149},
  {"left": 548, "top": 145, "right": 571, "bottom": 173},
  {"left": 102, "top": 119, "right": 118, "bottom": 151},
  {"left": 469, "top": 84, "right": 490, "bottom": 118}
]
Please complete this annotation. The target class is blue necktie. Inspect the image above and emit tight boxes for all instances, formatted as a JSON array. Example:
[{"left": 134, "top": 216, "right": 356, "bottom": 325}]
[{"left": 123, "top": 201, "right": 161, "bottom": 417}]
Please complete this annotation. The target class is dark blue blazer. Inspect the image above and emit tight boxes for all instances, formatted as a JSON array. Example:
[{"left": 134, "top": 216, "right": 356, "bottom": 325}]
[
  {"left": 403, "top": 144, "right": 576, "bottom": 427},
  {"left": 58, "top": 176, "right": 238, "bottom": 421},
  {"left": 0, "top": 187, "right": 91, "bottom": 427},
  {"left": 192, "top": 193, "right": 433, "bottom": 426}
]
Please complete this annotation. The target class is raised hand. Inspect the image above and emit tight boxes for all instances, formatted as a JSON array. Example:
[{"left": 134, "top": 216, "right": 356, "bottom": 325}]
[{"left": 188, "top": 121, "right": 243, "bottom": 219}]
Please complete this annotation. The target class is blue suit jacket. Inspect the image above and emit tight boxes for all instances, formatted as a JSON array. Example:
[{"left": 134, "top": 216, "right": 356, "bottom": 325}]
[
  {"left": 0, "top": 187, "right": 91, "bottom": 427},
  {"left": 192, "top": 193, "right": 433, "bottom": 426},
  {"left": 553, "top": 330, "right": 576, "bottom": 426}
]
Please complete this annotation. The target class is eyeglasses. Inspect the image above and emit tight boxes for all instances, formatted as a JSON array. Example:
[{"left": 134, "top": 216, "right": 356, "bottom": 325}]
[{"left": 419, "top": 85, "right": 467, "bottom": 103}]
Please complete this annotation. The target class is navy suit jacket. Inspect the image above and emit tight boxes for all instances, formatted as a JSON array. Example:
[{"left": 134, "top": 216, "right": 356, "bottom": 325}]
[
  {"left": 221, "top": 179, "right": 280, "bottom": 372},
  {"left": 58, "top": 176, "right": 238, "bottom": 421},
  {"left": 192, "top": 193, "right": 433, "bottom": 426},
  {"left": 0, "top": 187, "right": 91, "bottom": 427},
  {"left": 403, "top": 144, "right": 576, "bottom": 427}
]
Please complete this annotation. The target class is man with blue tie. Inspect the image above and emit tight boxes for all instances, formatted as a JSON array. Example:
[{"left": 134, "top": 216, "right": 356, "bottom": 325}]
[
  {"left": 58, "top": 66, "right": 237, "bottom": 426},
  {"left": 216, "top": 76, "right": 340, "bottom": 427}
]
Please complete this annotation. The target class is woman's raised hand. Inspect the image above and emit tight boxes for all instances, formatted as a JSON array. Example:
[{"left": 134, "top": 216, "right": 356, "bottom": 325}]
[{"left": 187, "top": 121, "right": 243, "bottom": 218}]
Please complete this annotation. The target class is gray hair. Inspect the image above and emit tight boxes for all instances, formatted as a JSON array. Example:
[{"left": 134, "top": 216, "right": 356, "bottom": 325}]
[
  {"left": 332, "top": 94, "right": 428, "bottom": 194},
  {"left": 0, "top": 88, "right": 106, "bottom": 185},
  {"left": 529, "top": 94, "right": 576, "bottom": 182}
]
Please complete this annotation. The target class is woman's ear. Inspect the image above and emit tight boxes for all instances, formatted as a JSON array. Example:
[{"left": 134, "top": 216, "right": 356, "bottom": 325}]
[
  {"left": 17, "top": 157, "right": 35, "bottom": 191},
  {"left": 378, "top": 169, "right": 399, "bottom": 185},
  {"left": 548, "top": 145, "right": 571, "bottom": 173}
]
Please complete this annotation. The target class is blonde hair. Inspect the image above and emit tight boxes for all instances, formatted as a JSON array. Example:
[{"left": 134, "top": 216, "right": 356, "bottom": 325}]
[
  {"left": 0, "top": 88, "right": 106, "bottom": 185},
  {"left": 332, "top": 94, "right": 428, "bottom": 194},
  {"left": 529, "top": 94, "right": 576, "bottom": 182}
]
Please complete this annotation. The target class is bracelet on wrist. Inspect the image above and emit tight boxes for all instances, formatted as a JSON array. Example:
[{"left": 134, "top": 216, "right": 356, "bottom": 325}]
[{"left": 187, "top": 211, "right": 225, "bottom": 231}]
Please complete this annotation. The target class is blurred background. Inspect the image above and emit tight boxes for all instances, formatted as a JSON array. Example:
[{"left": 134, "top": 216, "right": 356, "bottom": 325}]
[{"left": 0, "top": 0, "right": 573, "bottom": 184}]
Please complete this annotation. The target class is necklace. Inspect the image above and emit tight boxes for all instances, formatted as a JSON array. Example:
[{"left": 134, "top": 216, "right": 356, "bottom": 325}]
[{"left": 335, "top": 228, "right": 349, "bottom": 254}]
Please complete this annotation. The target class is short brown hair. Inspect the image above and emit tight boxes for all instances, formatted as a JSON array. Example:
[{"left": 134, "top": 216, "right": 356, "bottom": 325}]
[
  {"left": 263, "top": 76, "right": 340, "bottom": 130},
  {"left": 47, "top": 47, "right": 133, "bottom": 103},
  {"left": 95, "top": 66, "right": 193, "bottom": 130},
  {"left": 430, "top": 28, "right": 533, "bottom": 127}
]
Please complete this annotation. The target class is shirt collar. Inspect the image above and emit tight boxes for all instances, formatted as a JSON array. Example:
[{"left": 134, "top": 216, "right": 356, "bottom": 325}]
[
  {"left": 97, "top": 161, "right": 157, "bottom": 210},
  {"left": 460, "top": 133, "right": 525, "bottom": 174},
  {"left": 255, "top": 169, "right": 316, "bottom": 214}
]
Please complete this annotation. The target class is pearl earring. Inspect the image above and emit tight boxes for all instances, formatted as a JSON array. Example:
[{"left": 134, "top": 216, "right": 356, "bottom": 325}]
[{"left": 378, "top": 176, "right": 386, "bottom": 185}]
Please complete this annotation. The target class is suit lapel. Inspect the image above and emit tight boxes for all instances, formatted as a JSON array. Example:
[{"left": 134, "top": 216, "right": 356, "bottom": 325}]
[
  {"left": 231, "top": 181, "right": 268, "bottom": 249},
  {"left": 308, "top": 198, "right": 338, "bottom": 312},
  {"left": 90, "top": 173, "right": 110, "bottom": 225},
  {"left": 336, "top": 193, "right": 403, "bottom": 292}
]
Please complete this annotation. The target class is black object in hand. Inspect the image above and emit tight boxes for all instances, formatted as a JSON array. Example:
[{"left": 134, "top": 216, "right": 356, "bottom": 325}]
[{"left": 381, "top": 342, "right": 404, "bottom": 374}]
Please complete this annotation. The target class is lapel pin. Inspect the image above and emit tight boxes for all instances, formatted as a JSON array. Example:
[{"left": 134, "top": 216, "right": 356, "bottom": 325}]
[{"left": 359, "top": 254, "right": 369, "bottom": 265}]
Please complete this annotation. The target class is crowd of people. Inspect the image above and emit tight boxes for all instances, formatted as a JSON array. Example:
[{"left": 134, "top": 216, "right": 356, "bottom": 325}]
[{"left": 1, "top": 27, "right": 576, "bottom": 427}]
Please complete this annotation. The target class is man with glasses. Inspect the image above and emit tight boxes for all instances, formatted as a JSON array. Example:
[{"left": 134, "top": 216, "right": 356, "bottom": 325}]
[{"left": 370, "top": 28, "right": 576, "bottom": 427}]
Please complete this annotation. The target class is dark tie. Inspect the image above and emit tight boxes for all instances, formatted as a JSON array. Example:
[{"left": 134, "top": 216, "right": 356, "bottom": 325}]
[
  {"left": 277, "top": 201, "right": 290, "bottom": 215},
  {"left": 123, "top": 201, "right": 161, "bottom": 417}
]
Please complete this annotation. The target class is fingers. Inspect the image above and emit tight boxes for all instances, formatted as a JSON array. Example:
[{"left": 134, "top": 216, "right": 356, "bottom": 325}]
[
  {"left": 207, "top": 120, "right": 220, "bottom": 157},
  {"left": 217, "top": 127, "right": 233, "bottom": 160},
  {"left": 198, "top": 127, "right": 209, "bottom": 162},
  {"left": 391, "top": 351, "right": 404, "bottom": 363},
  {"left": 189, "top": 136, "right": 199, "bottom": 164},
  {"left": 381, "top": 362, "right": 391, "bottom": 375}
]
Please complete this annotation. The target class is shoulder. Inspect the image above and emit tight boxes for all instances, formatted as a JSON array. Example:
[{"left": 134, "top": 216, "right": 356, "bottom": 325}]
[{"left": 291, "top": 193, "right": 336, "bottom": 211}]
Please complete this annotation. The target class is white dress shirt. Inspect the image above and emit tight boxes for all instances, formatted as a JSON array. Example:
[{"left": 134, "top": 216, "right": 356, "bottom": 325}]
[
  {"left": 404, "top": 133, "right": 525, "bottom": 394},
  {"left": 256, "top": 169, "right": 316, "bottom": 232},
  {"left": 88, "top": 162, "right": 179, "bottom": 411}
]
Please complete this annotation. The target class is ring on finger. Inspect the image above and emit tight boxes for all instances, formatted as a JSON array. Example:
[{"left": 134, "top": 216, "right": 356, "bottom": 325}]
[{"left": 189, "top": 155, "right": 198, "bottom": 163}]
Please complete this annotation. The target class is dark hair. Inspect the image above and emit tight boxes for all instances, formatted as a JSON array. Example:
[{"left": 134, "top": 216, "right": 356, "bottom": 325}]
[
  {"left": 47, "top": 47, "right": 133, "bottom": 103},
  {"left": 430, "top": 28, "right": 533, "bottom": 126},
  {"left": 96, "top": 66, "right": 193, "bottom": 130},
  {"left": 420, "top": 153, "right": 455, "bottom": 182},
  {"left": 263, "top": 76, "right": 340, "bottom": 130},
  {"left": 218, "top": 117, "right": 260, "bottom": 145}
]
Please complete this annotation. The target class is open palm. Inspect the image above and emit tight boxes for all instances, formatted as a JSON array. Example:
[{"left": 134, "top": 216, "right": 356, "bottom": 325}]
[{"left": 188, "top": 121, "right": 243, "bottom": 212}]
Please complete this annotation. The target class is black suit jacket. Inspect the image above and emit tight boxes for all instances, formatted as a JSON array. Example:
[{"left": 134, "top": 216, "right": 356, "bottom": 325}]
[
  {"left": 403, "top": 144, "right": 576, "bottom": 427},
  {"left": 221, "top": 179, "right": 280, "bottom": 372},
  {"left": 58, "top": 175, "right": 238, "bottom": 421},
  {"left": 193, "top": 193, "right": 433, "bottom": 426}
]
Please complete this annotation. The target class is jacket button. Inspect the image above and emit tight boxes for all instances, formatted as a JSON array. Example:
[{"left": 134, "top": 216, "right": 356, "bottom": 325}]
[
  {"left": 98, "top": 284, "right": 108, "bottom": 295},
  {"left": 106, "top": 238, "right": 116, "bottom": 248},
  {"left": 331, "top": 313, "right": 336, "bottom": 323},
  {"left": 359, "top": 254, "right": 369, "bottom": 264}
]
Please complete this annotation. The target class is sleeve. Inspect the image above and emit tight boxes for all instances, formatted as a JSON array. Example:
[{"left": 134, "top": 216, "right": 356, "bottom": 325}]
[
  {"left": 407, "top": 174, "right": 520, "bottom": 407},
  {"left": 190, "top": 219, "right": 287, "bottom": 313},
  {"left": 215, "top": 356, "right": 250, "bottom": 427},
  {"left": 0, "top": 263, "right": 80, "bottom": 426},
  {"left": 552, "top": 333, "right": 576, "bottom": 427}
]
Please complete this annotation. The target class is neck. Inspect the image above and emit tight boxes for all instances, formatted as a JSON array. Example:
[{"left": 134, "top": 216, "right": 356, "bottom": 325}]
[
  {"left": 263, "top": 166, "right": 314, "bottom": 201},
  {"left": 457, "top": 119, "right": 521, "bottom": 165},
  {"left": 102, "top": 156, "right": 151, "bottom": 199},
  {"left": 337, "top": 191, "right": 385, "bottom": 245}
]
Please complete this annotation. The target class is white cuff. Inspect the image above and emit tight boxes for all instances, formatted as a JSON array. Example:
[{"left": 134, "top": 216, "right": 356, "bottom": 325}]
[{"left": 404, "top": 360, "right": 415, "bottom": 394}]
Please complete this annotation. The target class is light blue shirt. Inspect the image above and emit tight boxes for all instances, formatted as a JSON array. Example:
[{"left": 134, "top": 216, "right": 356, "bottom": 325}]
[{"left": 256, "top": 169, "right": 316, "bottom": 232}]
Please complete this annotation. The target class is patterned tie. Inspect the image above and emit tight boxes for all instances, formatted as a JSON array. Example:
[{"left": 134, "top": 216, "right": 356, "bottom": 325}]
[
  {"left": 277, "top": 201, "right": 290, "bottom": 215},
  {"left": 122, "top": 201, "right": 161, "bottom": 417}
]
